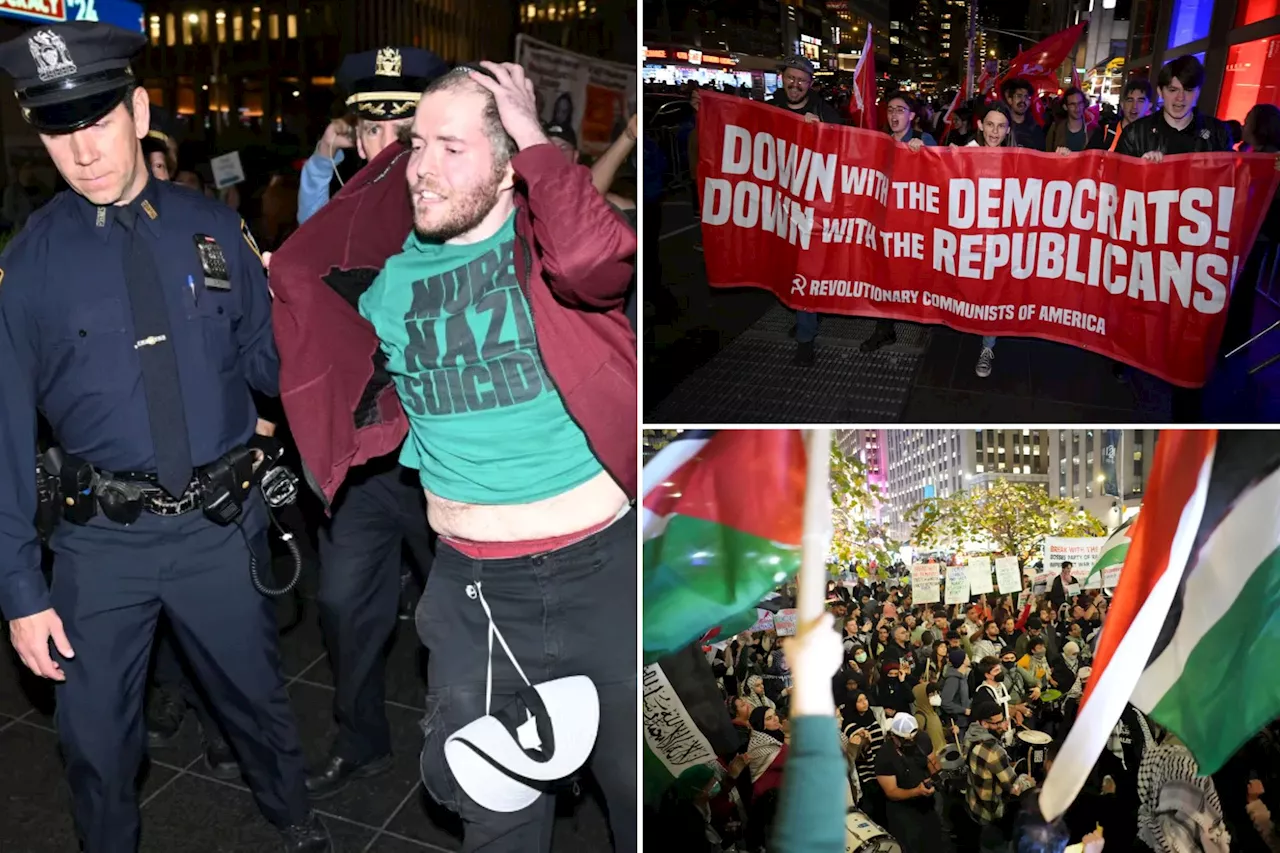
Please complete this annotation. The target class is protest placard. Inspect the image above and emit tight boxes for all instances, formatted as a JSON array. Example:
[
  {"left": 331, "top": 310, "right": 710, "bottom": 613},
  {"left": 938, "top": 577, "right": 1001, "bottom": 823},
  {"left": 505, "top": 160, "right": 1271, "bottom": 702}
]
[
  {"left": 945, "top": 565, "right": 970, "bottom": 605},
  {"left": 911, "top": 563, "right": 940, "bottom": 604},
  {"left": 515, "top": 35, "right": 636, "bottom": 157},
  {"left": 1044, "top": 537, "right": 1108, "bottom": 588},
  {"left": 773, "top": 609, "right": 799, "bottom": 636},
  {"left": 747, "top": 609, "right": 774, "bottom": 634},
  {"left": 995, "top": 556, "right": 1022, "bottom": 594},
  {"left": 695, "top": 94, "right": 1280, "bottom": 387},
  {"left": 967, "top": 556, "right": 994, "bottom": 595},
  {"left": 210, "top": 151, "right": 245, "bottom": 189}
]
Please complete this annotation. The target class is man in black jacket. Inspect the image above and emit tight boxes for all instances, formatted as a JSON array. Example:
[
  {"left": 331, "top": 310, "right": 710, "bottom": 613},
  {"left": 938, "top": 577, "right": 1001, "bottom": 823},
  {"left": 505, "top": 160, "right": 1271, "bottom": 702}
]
[
  {"left": 1117, "top": 54, "right": 1233, "bottom": 160},
  {"left": 770, "top": 56, "right": 845, "bottom": 366},
  {"left": 1089, "top": 78, "right": 1153, "bottom": 151}
]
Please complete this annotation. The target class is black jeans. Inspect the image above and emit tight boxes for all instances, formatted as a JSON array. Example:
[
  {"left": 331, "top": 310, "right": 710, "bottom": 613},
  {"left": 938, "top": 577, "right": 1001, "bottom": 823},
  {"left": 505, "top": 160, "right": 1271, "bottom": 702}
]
[
  {"left": 317, "top": 456, "right": 436, "bottom": 764},
  {"left": 415, "top": 511, "right": 637, "bottom": 852}
]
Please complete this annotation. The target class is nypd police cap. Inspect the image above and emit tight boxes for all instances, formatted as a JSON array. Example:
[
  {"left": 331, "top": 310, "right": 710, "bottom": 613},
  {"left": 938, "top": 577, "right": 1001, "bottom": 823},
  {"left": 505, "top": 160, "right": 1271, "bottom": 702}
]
[
  {"left": 0, "top": 22, "right": 146, "bottom": 134},
  {"left": 336, "top": 46, "right": 448, "bottom": 122}
]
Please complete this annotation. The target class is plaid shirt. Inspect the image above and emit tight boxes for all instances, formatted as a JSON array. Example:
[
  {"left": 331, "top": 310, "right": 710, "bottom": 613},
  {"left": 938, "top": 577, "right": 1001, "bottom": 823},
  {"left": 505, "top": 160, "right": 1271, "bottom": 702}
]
[{"left": 966, "top": 734, "right": 1018, "bottom": 823}]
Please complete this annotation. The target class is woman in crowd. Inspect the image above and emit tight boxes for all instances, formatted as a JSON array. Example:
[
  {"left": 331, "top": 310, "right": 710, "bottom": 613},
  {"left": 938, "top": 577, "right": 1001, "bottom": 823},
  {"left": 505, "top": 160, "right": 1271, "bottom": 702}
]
[
  {"left": 913, "top": 679, "right": 950, "bottom": 755},
  {"left": 744, "top": 675, "right": 777, "bottom": 711},
  {"left": 655, "top": 764, "right": 723, "bottom": 852},
  {"left": 843, "top": 689, "right": 888, "bottom": 825},
  {"left": 974, "top": 656, "right": 1013, "bottom": 734},
  {"left": 879, "top": 660, "right": 916, "bottom": 717},
  {"left": 924, "top": 638, "right": 950, "bottom": 684},
  {"left": 964, "top": 101, "right": 1015, "bottom": 379},
  {"left": 747, "top": 706, "right": 789, "bottom": 801}
]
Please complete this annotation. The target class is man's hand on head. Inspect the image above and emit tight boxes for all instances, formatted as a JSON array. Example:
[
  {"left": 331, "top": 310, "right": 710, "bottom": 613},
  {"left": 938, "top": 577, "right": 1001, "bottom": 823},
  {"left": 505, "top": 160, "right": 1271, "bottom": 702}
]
[{"left": 469, "top": 62, "right": 547, "bottom": 151}]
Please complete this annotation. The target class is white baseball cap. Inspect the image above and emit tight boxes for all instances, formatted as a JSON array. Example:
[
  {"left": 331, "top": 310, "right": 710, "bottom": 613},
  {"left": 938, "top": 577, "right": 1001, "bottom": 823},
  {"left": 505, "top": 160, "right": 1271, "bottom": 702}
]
[
  {"left": 889, "top": 712, "right": 919, "bottom": 738},
  {"left": 444, "top": 675, "right": 600, "bottom": 813}
]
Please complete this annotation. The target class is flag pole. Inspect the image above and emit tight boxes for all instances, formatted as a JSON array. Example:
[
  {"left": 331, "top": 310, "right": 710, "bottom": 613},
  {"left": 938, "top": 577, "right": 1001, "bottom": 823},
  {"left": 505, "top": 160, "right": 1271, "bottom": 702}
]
[{"left": 797, "top": 430, "right": 834, "bottom": 628}]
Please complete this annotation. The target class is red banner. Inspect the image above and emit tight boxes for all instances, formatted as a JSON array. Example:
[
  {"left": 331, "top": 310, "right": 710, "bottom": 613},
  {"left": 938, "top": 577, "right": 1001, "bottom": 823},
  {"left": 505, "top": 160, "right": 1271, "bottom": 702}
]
[{"left": 697, "top": 94, "right": 1280, "bottom": 387}]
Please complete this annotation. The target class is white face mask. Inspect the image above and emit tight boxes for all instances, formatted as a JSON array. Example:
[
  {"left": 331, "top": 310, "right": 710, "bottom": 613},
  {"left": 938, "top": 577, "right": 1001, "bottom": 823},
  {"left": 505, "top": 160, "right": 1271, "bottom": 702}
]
[{"left": 929, "top": 694, "right": 942, "bottom": 708}]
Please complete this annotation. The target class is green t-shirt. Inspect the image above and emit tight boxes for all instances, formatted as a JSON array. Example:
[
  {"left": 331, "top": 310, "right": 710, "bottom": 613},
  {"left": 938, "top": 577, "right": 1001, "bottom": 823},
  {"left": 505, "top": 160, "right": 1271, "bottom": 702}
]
[{"left": 358, "top": 213, "right": 602, "bottom": 504}]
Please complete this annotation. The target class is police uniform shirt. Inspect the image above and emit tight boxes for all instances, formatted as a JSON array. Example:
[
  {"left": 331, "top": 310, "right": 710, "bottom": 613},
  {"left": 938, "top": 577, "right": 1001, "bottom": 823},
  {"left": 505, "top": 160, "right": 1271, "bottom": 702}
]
[{"left": 0, "top": 178, "right": 277, "bottom": 620}]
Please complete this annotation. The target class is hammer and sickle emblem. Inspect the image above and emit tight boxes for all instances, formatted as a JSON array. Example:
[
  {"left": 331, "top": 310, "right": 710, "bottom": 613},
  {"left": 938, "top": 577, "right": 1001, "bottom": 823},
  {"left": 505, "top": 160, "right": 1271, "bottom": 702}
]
[{"left": 791, "top": 274, "right": 808, "bottom": 296}]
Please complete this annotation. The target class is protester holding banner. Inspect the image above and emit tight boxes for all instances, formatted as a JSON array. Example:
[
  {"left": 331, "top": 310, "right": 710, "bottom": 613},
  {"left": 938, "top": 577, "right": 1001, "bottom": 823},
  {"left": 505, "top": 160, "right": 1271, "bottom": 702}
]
[
  {"left": 765, "top": 55, "right": 845, "bottom": 366},
  {"left": 1117, "top": 55, "right": 1233, "bottom": 162},
  {"left": 1090, "top": 79, "right": 1153, "bottom": 152}
]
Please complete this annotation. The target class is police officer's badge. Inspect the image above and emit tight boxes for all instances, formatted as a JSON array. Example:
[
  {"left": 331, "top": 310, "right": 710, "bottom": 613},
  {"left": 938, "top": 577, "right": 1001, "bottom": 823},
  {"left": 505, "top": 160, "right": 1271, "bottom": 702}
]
[
  {"left": 375, "top": 47, "right": 402, "bottom": 78},
  {"left": 28, "top": 30, "right": 77, "bottom": 83}
]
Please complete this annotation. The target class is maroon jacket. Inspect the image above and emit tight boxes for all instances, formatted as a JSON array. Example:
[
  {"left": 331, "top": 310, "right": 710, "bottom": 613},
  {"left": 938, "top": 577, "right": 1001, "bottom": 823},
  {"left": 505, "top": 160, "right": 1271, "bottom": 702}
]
[{"left": 269, "top": 141, "right": 637, "bottom": 508}]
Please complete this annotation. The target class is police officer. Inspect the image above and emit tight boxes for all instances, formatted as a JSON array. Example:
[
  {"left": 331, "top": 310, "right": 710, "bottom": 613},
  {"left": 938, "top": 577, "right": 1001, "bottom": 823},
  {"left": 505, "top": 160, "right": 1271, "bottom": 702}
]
[
  {"left": 0, "top": 23, "right": 330, "bottom": 852},
  {"left": 298, "top": 46, "right": 447, "bottom": 224}
]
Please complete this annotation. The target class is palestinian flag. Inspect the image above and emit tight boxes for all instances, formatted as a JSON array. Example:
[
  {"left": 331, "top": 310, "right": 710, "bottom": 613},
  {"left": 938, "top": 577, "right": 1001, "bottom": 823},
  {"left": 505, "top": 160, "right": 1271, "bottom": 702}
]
[
  {"left": 1040, "top": 430, "right": 1280, "bottom": 822},
  {"left": 643, "top": 642, "right": 744, "bottom": 805},
  {"left": 1086, "top": 515, "right": 1135, "bottom": 589},
  {"left": 643, "top": 430, "right": 807, "bottom": 663}
]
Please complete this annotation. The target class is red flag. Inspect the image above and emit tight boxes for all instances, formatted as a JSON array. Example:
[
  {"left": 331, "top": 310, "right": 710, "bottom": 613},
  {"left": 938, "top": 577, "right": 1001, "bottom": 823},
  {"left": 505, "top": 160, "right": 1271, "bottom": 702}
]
[
  {"left": 942, "top": 64, "right": 972, "bottom": 143},
  {"left": 1071, "top": 66, "right": 1082, "bottom": 91},
  {"left": 993, "top": 22, "right": 1086, "bottom": 95},
  {"left": 848, "top": 26, "right": 878, "bottom": 129}
]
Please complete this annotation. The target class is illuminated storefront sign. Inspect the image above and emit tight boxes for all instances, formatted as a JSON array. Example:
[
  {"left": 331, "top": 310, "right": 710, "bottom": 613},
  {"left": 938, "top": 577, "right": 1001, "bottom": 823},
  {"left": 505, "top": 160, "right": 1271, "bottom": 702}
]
[
  {"left": 644, "top": 46, "right": 737, "bottom": 67},
  {"left": 0, "top": 0, "right": 143, "bottom": 31}
]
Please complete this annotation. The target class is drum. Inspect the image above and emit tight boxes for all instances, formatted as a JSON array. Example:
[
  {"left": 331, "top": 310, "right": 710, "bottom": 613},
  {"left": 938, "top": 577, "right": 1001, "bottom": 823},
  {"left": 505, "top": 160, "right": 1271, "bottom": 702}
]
[
  {"left": 845, "top": 810, "right": 902, "bottom": 853},
  {"left": 936, "top": 743, "right": 965, "bottom": 793},
  {"left": 1018, "top": 729, "right": 1054, "bottom": 781}
]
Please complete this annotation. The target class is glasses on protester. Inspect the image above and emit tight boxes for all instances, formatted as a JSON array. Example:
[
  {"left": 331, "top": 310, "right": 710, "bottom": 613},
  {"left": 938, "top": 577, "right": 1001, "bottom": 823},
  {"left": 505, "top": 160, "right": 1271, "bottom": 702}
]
[{"left": 887, "top": 106, "right": 910, "bottom": 116}]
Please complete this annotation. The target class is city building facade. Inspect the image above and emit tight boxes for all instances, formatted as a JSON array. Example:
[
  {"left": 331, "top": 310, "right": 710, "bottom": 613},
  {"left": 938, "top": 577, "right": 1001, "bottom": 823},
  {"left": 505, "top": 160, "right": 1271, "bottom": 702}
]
[
  {"left": 1124, "top": 0, "right": 1280, "bottom": 123},
  {"left": 1048, "top": 429, "right": 1156, "bottom": 526}
]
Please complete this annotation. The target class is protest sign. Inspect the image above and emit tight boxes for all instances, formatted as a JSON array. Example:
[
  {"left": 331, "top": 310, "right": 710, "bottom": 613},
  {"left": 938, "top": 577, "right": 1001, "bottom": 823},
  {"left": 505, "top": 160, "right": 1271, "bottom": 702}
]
[
  {"left": 773, "top": 609, "right": 799, "bottom": 636},
  {"left": 1103, "top": 565, "right": 1122, "bottom": 589},
  {"left": 945, "top": 565, "right": 970, "bottom": 605},
  {"left": 1017, "top": 589, "right": 1034, "bottom": 611},
  {"left": 210, "top": 151, "right": 245, "bottom": 189},
  {"left": 995, "top": 556, "right": 1022, "bottom": 594},
  {"left": 515, "top": 35, "right": 636, "bottom": 157},
  {"left": 967, "top": 556, "right": 994, "bottom": 595},
  {"left": 696, "top": 94, "right": 1280, "bottom": 387},
  {"left": 747, "top": 609, "right": 775, "bottom": 634},
  {"left": 1044, "top": 537, "right": 1108, "bottom": 588},
  {"left": 911, "top": 563, "right": 940, "bottom": 604},
  {"left": 643, "top": 664, "right": 716, "bottom": 778}
]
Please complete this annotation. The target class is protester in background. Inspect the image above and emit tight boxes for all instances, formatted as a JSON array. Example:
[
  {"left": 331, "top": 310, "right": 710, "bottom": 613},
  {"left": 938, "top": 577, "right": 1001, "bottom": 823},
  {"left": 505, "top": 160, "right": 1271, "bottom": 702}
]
[
  {"left": 879, "top": 660, "right": 915, "bottom": 717},
  {"left": 1091, "top": 79, "right": 1153, "bottom": 151},
  {"left": 140, "top": 134, "right": 173, "bottom": 181},
  {"left": 845, "top": 689, "right": 889, "bottom": 825},
  {"left": 1048, "top": 87, "right": 1091, "bottom": 153},
  {"left": 940, "top": 648, "right": 971, "bottom": 731},
  {"left": 876, "top": 713, "right": 949, "bottom": 851},
  {"left": 1, "top": 161, "right": 53, "bottom": 231},
  {"left": 913, "top": 680, "right": 950, "bottom": 755},
  {"left": 1001, "top": 78, "right": 1046, "bottom": 149},
  {"left": 964, "top": 695, "right": 1029, "bottom": 851}
]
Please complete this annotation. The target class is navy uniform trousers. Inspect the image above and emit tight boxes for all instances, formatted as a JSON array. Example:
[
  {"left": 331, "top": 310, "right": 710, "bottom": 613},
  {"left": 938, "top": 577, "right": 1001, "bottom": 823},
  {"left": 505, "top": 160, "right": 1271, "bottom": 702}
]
[
  {"left": 317, "top": 456, "right": 435, "bottom": 764},
  {"left": 48, "top": 497, "right": 310, "bottom": 851}
]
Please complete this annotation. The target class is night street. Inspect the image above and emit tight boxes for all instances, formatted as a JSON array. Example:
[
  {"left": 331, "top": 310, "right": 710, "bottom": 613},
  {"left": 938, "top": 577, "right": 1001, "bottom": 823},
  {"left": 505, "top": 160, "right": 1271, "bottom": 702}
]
[
  {"left": 646, "top": 198, "right": 1187, "bottom": 423},
  {"left": 0, "top": 561, "right": 612, "bottom": 853}
]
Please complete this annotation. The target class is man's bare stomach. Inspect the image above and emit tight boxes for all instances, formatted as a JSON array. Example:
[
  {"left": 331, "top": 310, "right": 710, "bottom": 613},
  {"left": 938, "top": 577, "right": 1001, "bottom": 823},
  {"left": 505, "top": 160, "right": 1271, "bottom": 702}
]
[{"left": 426, "top": 469, "right": 629, "bottom": 542}]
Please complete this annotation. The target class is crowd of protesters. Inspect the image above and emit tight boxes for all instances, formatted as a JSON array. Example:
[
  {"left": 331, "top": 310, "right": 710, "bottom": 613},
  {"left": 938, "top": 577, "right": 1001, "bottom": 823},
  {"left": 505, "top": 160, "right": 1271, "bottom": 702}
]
[
  {"left": 647, "top": 52, "right": 1280, "bottom": 420},
  {"left": 649, "top": 568, "right": 1280, "bottom": 853}
]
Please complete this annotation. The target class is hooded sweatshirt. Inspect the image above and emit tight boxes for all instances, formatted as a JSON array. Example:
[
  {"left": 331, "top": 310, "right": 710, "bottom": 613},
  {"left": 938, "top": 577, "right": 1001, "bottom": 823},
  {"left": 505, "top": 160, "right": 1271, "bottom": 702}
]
[
  {"left": 940, "top": 664, "right": 971, "bottom": 726},
  {"left": 912, "top": 682, "right": 948, "bottom": 754}
]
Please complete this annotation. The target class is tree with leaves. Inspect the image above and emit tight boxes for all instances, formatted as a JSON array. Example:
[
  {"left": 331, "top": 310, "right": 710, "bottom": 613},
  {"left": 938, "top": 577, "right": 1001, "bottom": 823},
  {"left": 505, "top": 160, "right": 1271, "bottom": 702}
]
[
  {"left": 907, "top": 478, "right": 1106, "bottom": 566},
  {"left": 829, "top": 440, "right": 902, "bottom": 578}
]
